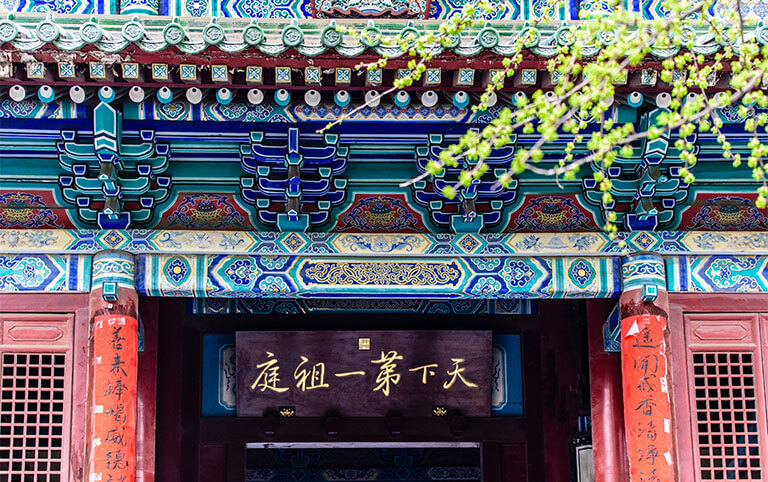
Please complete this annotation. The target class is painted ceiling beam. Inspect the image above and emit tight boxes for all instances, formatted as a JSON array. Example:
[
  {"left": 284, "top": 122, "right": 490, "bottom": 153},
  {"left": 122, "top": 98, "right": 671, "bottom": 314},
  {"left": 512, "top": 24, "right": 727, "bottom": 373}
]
[{"left": 2, "top": 229, "right": 768, "bottom": 256}]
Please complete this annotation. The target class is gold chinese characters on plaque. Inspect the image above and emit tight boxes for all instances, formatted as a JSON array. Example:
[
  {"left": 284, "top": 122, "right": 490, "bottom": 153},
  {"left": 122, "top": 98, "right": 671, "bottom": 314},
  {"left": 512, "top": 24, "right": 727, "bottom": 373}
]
[{"left": 236, "top": 330, "right": 491, "bottom": 417}]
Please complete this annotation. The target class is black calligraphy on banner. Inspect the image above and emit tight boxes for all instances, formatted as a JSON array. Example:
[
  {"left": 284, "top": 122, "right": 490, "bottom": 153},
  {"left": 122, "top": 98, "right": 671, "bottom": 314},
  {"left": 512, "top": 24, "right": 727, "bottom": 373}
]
[
  {"left": 88, "top": 315, "right": 138, "bottom": 482},
  {"left": 621, "top": 314, "right": 674, "bottom": 481}
]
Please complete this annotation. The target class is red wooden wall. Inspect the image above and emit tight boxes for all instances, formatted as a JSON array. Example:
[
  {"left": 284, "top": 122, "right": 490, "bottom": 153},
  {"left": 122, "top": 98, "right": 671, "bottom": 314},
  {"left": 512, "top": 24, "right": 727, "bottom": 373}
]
[
  {"left": 0, "top": 293, "right": 89, "bottom": 482},
  {"left": 0, "top": 293, "right": 159, "bottom": 482}
]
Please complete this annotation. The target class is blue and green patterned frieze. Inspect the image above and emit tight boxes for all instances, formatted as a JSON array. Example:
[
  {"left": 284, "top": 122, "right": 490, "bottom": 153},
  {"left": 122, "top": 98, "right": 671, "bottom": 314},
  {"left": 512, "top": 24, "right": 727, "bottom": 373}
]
[
  {"left": 0, "top": 99, "right": 84, "bottom": 120},
  {"left": 9, "top": 248, "right": 768, "bottom": 297},
  {"left": 191, "top": 297, "right": 535, "bottom": 315},
  {"left": 135, "top": 253, "right": 620, "bottom": 299},
  {"left": 10, "top": 0, "right": 113, "bottom": 15},
  {"left": 6, "top": 2, "right": 576, "bottom": 26},
  {"left": 0, "top": 253, "right": 90, "bottom": 292},
  {"left": 8, "top": 230, "right": 768, "bottom": 257},
  {"left": 666, "top": 255, "right": 768, "bottom": 293},
  {"left": 126, "top": 100, "right": 477, "bottom": 124},
  {"left": 4, "top": 0, "right": 548, "bottom": 18}
]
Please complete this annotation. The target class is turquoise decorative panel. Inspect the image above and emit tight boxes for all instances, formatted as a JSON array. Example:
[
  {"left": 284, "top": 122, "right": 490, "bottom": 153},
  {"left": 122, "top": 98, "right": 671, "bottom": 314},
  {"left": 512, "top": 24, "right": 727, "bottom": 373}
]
[
  {"left": 135, "top": 253, "right": 620, "bottom": 299},
  {"left": 491, "top": 334, "right": 523, "bottom": 416},
  {"left": 0, "top": 100, "right": 84, "bottom": 120},
  {"left": 667, "top": 255, "right": 768, "bottom": 292},
  {"left": 120, "top": 0, "right": 158, "bottom": 14},
  {"left": 9, "top": 0, "right": 583, "bottom": 18},
  {"left": 136, "top": 254, "right": 207, "bottom": 297},
  {"left": 621, "top": 253, "right": 666, "bottom": 291},
  {"left": 602, "top": 302, "right": 620, "bottom": 353},
  {"left": 201, "top": 334, "right": 236, "bottom": 417},
  {"left": 11, "top": 0, "right": 97, "bottom": 14},
  {"left": 91, "top": 251, "right": 135, "bottom": 292},
  {"left": 191, "top": 298, "right": 536, "bottom": 314},
  {"left": 0, "top": 254, "right": 90, "bottom": 292}
]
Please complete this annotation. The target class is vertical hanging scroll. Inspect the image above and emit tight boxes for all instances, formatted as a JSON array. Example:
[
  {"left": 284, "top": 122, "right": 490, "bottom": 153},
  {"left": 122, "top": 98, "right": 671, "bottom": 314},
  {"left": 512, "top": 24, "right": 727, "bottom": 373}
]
[
  {"left": 88, "top": 314, "right": 138, "bottom": 482},
  {"left": 621, "top": 314, "right": 675, "bottom": 481}
]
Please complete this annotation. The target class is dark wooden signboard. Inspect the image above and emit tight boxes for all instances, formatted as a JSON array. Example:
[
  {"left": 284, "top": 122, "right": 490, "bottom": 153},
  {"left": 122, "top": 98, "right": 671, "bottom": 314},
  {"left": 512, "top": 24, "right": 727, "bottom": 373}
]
[{"left": 236, "top": 330, "right": 491, "bottom": 417}]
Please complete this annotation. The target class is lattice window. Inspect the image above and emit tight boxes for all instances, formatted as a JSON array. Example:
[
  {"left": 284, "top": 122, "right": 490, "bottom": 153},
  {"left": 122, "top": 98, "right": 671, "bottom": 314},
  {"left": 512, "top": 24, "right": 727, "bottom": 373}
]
[
  {"left": 692, "top": 352, "right": 762, "bottom": 481},
  {"left": 0, "top": 353, "right": 67, "bottom": 481},
  {"left": 0, "top": 314, "right": 74, "bottom": 482}
]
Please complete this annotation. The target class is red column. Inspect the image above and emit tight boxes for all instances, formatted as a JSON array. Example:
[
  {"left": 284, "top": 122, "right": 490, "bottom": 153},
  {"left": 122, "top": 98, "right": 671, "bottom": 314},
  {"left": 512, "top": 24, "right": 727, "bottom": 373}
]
[
  {"left": 619, "top": 254, "right": 676, "bottom": 481},
  {"left": 587, "top": 300, "right": 628, "bottom": 482},
  {"left": 87, "top": 251, "right": 140, "bottom": 482}
]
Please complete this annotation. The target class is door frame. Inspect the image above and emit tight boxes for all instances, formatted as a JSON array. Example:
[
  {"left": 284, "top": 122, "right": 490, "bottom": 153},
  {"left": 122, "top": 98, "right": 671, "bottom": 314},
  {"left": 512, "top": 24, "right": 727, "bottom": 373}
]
[
  {"left": 668, "top": 293, "right": 768, "bottom": 481},
  {"left": 0, "top": 293, "right": 89, "bottom": 482}
]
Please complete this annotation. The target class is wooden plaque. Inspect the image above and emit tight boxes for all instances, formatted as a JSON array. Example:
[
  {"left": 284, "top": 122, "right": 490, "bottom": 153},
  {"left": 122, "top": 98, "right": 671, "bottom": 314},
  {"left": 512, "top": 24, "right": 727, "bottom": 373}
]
[{"left": 236, "top": 330, "right": 491, "bottom": 417}]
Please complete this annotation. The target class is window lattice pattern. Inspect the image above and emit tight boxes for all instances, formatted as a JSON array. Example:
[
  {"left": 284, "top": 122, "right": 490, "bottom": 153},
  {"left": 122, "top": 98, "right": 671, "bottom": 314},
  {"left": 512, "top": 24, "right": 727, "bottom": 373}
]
[
  {"left": 0, "top": 353, "right": 66, "bottom": 482},
  {"left": 693, "top": 352, "right": 762, "bottom": 481}
]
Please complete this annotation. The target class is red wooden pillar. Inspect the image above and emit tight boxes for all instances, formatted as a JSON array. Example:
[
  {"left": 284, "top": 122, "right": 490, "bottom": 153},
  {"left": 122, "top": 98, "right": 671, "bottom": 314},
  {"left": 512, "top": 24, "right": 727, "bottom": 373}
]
[
  {"left": 86, "top": 251, "right": 140, "bottom": 482},
  {"left": 587, "top": 300, "right": 628, "bottom": 482},
  {"left": 619, "top": 253, "right": 676, "bottom": 481}
]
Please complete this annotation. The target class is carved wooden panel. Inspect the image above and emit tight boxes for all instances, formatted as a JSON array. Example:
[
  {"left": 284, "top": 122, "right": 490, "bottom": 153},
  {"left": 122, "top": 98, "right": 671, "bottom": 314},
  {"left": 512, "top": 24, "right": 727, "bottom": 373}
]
[
  {"left": 687, "top": 314, "right": 758, "bottom": 350},
  {"left": 0, "top": 315, "right": 73, "bottom": 349}
]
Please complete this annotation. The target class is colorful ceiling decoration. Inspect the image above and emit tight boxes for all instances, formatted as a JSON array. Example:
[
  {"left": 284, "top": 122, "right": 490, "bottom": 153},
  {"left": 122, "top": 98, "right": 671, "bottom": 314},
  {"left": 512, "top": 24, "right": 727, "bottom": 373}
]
[
  {"left": 2, "top": 105, "right": 766, "bottom": 233},
  {"left": 1, "top": 12, "right": 768, "bottom": 237}
]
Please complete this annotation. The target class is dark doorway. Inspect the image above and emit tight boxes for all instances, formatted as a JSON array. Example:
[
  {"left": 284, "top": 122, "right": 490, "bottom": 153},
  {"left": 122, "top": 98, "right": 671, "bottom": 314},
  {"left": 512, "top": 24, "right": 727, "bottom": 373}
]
[
  {"left": 154, "top": 297, "right": 590, "bottom": 482},
  {"left": 246, "top": 443, "right": 481, "bottom": 481}
]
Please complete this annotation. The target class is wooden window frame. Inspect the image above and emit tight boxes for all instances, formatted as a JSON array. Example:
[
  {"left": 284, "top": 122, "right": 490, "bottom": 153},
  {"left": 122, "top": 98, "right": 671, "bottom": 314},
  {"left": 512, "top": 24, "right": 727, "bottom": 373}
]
[
  {"left": 0, "top": 293, "right": 89, "bottom": 482},
  {"left": 669, "top": 294, "right": 768, "bottom": 482}
]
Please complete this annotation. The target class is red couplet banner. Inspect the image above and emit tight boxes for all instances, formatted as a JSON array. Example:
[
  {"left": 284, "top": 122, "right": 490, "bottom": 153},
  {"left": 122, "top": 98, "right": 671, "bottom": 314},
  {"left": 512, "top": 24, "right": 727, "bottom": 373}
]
[
  {"left": 88, "top": 315, "right": 138, "bottom": 482},
  {"left": 621, "top": 314, "right": 675, "bottom": 482}
]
